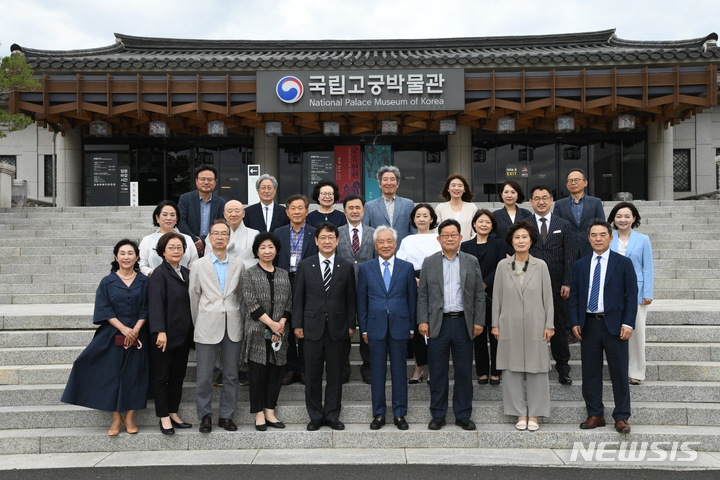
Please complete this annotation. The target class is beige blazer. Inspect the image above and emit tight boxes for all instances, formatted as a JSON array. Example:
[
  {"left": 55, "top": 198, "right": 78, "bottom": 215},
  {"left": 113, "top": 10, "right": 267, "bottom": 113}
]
[
  {"left": 189, "top": 253, "right": 245, "bottom": 344},
  {"left": 492, "top": 255, "right": 554, "bottom": 373}
]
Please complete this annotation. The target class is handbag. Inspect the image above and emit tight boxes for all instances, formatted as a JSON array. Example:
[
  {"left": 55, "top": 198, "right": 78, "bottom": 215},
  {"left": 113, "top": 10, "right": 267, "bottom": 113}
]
[{"left": 115, "top": 335, "right": 142, "bottom": 349}]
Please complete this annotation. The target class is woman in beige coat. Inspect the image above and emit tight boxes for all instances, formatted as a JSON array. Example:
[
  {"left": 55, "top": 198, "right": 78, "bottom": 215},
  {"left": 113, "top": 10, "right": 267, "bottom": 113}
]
[{"left": 492, "top": 221, "right": 554, "bottom": 432}]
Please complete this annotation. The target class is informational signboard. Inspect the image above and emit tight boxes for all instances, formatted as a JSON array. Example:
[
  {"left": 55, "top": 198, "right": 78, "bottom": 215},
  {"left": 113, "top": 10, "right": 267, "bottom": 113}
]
[
  {"left": 505, "top": 165, "right": 530, "bottom": 179},
  {"left": 363, "top": 145, "right": 392, "bottom": 202},
  {"left": 86, "top": 153, "right": 119, "bottom": 206},
  {"left": 334, "top": 146, "right": 362, "bottom": 201},
  {"left": 247, "top": 164, "right": 260, "bottom": 205},
  {"left": 306, "top": 152, "right": 334, "bottom": 196}
]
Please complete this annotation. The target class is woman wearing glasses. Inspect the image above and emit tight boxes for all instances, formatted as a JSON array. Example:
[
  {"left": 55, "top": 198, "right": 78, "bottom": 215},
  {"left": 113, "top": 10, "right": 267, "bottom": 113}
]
[{"left": 307, "top": 180, "right": 347, "bottom": 228}]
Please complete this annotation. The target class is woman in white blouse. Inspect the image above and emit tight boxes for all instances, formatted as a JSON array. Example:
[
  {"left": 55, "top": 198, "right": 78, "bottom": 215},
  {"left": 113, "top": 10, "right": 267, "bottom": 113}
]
[
  {"left": 435, "top": 174, "right": 477, "bottom": 239},
  {"left": 139, "top": 201, "right": 198, "bottom": 276}
]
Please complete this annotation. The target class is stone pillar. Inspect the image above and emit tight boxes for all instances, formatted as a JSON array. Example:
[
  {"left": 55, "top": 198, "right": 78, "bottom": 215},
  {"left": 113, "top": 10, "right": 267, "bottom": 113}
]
[
  {"left": 57, "top": 128, "right": 83, "bottom": 206},
  {"left": 447, "top": 124, "right": 473, "bottom": 186},
  {"left": 647, "top": 122, "right": 674, "bottom": 201},
  {"left": 253, "top": 129, "right": 278, "bottom": 178},
  {"left": 0, "top": 162, "right": 16, "bottom": 208},
  {"left": 693, "top": 112, "right": 715, "bottom": 195}
]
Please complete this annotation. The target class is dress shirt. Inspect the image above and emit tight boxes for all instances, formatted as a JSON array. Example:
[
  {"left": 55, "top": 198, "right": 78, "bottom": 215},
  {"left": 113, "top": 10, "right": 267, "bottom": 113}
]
[
  {"left": 378, "top": 255, "right": 395, "bottom": 276},
  {"left": 570, "top": 194, "right": 586, "bottom": 225},
  {"left": 199, "top": 193, "right": 213, "bottom": 238},
  {"left": 288, "top": 223, "right": 306, "bottom": 273},
  {"left": 534, "top": 212, "right": 553, "bottom": 234},
  {"left": 262, "top": 202, "right": 274, "bottom": 232},
  {"left": 318, "top": 253, "right": 336, "bottom": 275},
  {"left": 210, "top": 251, "right": 229, "bottom": 293},
  {"left": 586, "top": 249, "right": 609, "bottom": 313},
  {"left": 441, "top": 252, "right": 463, "bottom": 312},
  {"left": 348, "top": 223, "right": 364, "bottom": 245},
  {"left": 383, "top": 196, "right": 396, "bottom": 227}
]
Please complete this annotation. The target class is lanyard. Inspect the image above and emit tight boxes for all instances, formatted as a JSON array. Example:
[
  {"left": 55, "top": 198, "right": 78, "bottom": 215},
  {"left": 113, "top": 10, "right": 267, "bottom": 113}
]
[{"left": 290, "top": 225, "right": 305, "bottom": 255}]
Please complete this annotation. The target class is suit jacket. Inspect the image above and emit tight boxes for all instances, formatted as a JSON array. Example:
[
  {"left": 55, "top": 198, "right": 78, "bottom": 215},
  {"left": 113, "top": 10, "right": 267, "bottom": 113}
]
[
  {"left": 177, "top": 191, "right": 226, "bottom": 242},
  {"left": 357, "top": 257, "right": 416, "bottom": 341},
  {"left": 553, "top": 195, "right": 605, "bottom": 258},
  {"left": 148, "top": 260, "right": 193, "bottom": 351},
  {"left": 362, "top": 195, "right": 416, "bottom": 244},
  {"left": 569, "top": 250, "right": 638, "bottom": 335},
  {"left": 274, "top": 223, "right": 318, "bottom": 271},
  {"left": 292, "top": 255, "right": 357, "bottom": 342},
  {"left": 529, "top": 214, "right": 576, "bottom": 288},
  {"left": 417, "top": 251, "right": 485, "bottom": 339},
  {"left": 337, "top": 223, "right": 376, "bottom": 278},
  {"left": 188, "top": 253, "right": 245, "bottom": 344},
  {"left": 243, "top": 201, "right": 290, "bottom": 233},
  {"left": 493, "top": 206, "right": 534, "bottom": 244},
  {"left": 610, "top": 230, "right": 654, "bottom": 304}
]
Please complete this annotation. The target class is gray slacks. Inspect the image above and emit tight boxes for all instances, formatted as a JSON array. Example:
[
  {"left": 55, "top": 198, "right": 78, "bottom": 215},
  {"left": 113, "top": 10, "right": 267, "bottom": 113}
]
[
  {"left": 501, "top": 370, "right": 550, "bottom": 418},
  {"left": 196, "top": 330, "right": 241, "bottom": 420}
]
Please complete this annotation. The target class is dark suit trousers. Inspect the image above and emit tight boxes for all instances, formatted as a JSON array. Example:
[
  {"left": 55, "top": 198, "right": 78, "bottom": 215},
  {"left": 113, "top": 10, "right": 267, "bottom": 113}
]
[
  {"left": 474, "top": 297, "right": 499, "bottom": 377},
  {"left": 151, "top": 344, "right": 190, "bottom": 417},
  {"left": 581, "top": 316, "right": 631, "bottom": 420},
  {"left": 428, "top": 315, "right": 474, "bottom": 420},
  {"left": 550, "top": 291, "right": 571, "bottom": 376},
  {"left": 304, "top": 323, "right": 345, "bottom": 421},
  {"left": 344, "top": 338, "right": 370, "bottom": 382},
  {"left": 369, "top": 323, "right": 408, "bottom": 416},
  {"left": 286, "top": 272, "right": 305, "bottom": 373}
]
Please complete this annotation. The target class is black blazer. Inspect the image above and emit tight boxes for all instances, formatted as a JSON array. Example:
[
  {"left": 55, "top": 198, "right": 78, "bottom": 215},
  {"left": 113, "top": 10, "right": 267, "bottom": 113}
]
[
  {"left": 148, "top": 260, "right": 193, "bottom": 350},
  {"left": 529, "top": 214, "right": 577, "bottom": 288},
  {"left": 274, "top": 223, "right": 318, "bottom": 271},
  {"left": 292, "top": 256, "right": 357, "bottom": 342},
  {"left": 177, "top": 191, "right": 226, "bottom": 242},
  {"left": 460, "top": 237, "right": 507, "bottom": 296},
  {"left": 493, "top": 206, "right": 534, "bottom": 244},
  {"left": 244, "top": 202, "right": 290, "bottom": 233}
]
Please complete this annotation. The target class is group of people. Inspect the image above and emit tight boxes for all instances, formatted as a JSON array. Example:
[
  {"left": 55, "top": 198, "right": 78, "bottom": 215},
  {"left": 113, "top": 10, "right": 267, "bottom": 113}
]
[{"left": 61, "top": 163, "right": 653, "bottom": 436}]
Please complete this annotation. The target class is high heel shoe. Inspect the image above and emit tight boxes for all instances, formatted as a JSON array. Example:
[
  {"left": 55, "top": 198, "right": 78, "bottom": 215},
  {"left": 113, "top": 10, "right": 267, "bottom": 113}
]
[
  {"left": 408, "top": 374, "right": 425, "bottom": 384},
  {"left": 125, "top": 419, "right": 138, "bottom": 434},
  {"left": 159, "top": 420, "right": 175, "bottom": 435},
  {"left": 108, "top": 419, "right": 124, "bottom": 436},
  {"left": 170, "top": 418, "right": 193, "bottom": 429}
]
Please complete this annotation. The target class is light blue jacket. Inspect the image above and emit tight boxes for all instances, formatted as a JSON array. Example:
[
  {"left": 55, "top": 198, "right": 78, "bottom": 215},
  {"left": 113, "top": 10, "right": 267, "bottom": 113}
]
[{"left": 610, "top": 230, "right": 654, "bottom": 304}]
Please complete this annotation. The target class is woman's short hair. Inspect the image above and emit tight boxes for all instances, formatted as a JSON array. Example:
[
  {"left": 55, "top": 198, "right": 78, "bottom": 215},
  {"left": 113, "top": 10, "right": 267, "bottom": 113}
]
[
  {"left": 311, "top": 179, "right": 340, "bottom": 203},
  {"left": 111, "top": 239, "right": 140, "bottom": 272},
  {"left": 155, "top": 232, "right": 186, "bottom": 259},
  {"left": 505, "top": 220, "right": 539, "bottom": 247},
  {"left": 470, "top": 209, "right": 497, "bottom": 234},
  {"left": 252, "top": 232, "right": 281, "bottom": 258},
  {"left": 607, "top": 202, "right": 641, "bottom": 229},
  {"left": 409, "top": 203, "right": 438, "bottom": 230},
  {"left": 152, "top": 200, "right": 180, "bottom": 227},
  {"left": 440, "top": 174, "right": 474, "bottom": 202},
  {"left": 498, "top": 180, "right": 526, "bottom": 204}
]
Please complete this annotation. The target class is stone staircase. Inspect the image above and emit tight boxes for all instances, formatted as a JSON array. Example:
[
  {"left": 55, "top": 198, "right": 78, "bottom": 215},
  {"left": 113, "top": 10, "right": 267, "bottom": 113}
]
[{"left": 0, "top": 202, "right": 719, "bottom": 455}]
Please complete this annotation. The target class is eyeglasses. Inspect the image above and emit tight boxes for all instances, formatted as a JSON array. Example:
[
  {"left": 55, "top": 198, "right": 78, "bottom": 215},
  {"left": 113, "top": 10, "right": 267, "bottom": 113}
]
[
  {"left": 317, "top": 235, "right": 337, "bottom": 241},
  {"left": 567, "top": 178, "right": 586, "bottom": 184},
  {"left": 166, "top": 246, "right": 184, "bottom": 251},
  {"left": 209, "top": 232, "right": 230, "bottom": 238},
  {"left": 531, "top": 196, "right": 552, "bottom": 202},
  {"left": 197, "top": 177, "right": 216, "bottom": 183},
  {"left": 319, "top": 191, "right": 334, "bottom": 197},
  {"left": 440, "top": 233, "right": 460, "bottom": 239}
]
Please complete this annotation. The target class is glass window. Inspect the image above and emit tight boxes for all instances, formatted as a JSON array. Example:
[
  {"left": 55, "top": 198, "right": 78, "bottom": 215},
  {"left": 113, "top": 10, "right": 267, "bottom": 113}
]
[
  {"left": 0, "top": 155, "right": 17, "bottom": 179},
  {"left": 673, "top": 149, "right": 691, "bottom": 192},
  {"left": 44, "top": 155, "right": 54, "bottom": 197}
]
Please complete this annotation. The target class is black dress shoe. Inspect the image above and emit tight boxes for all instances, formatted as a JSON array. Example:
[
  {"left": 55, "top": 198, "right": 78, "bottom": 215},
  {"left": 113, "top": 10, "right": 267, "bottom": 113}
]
[
  {"left": 325, "top": 418, "right": 345, "bottom": 430},
  {"left": 307, "top": 419, "right": 324, "bottom": 431},
  {"left": 218, "top": 417, "right": 238, "bottom": 431},
  {"left": 199, "top": 414, "right": 212, "bottom": 433},
  {"left": 489, "top": 377, "right": 501, "bottom": 386},
  {"left": 394, "top": 416, "right": 409, "bottom": 430},
  {"left": 299, "top": 372, "right": 306, "bottom": 385},
  {"left": 370, "top": 415, "right": 386, "bottom": 430},
  {"left": 266, "top": 420, "right": 285, "bottom": 429},
  {"left": 362, "top": 376, "right": 372, "bottom": 385},
  {"left": 170, "top": 418, "right": 192, "bottom": 429},
  {"left": 559, "top": 376, "right": 573, "bottom": 386},
  {"left": 282, "top": 371, "right": 296, "bottom": 385},
  {"left": 455, "top": 418, "right": 477, "bottom": 431},
  {"left": 477, "top": 377, "right": 489, "bottom": 385},
  {"left": 159, "top": 420, "right": 175, "bottom": 435},
  {"left": 255, "top": 423, "right": 267, "bottom": 431},
  {"left": 428, "top": 417, "right": 446, "bottom": 430}
]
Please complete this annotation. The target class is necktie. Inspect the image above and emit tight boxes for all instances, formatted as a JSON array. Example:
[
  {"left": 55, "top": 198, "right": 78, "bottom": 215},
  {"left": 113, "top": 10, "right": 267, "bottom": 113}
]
[
  {"left": 383, "top": 261, "right": 391, "bottom": 291},
  {"left": 264, "top": 206, "right": 270, "bottom": 231},
  {"left": 540, "top": 217, "right": 548, "bottom": 243},
  {"left": 323, "top": 259, "right": 332, "bottom": 292},
  {"left": 588, "top": 256, "right": 602, "bottom": 312},
  {"left": 352, "top": 228, "right": 360, "bottom": 256}
]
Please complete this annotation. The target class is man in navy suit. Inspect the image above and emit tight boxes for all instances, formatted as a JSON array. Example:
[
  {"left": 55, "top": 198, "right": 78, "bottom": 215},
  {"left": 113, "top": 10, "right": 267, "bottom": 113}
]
[
  {"left": 362, "top": 166, "right": 416, "bottom": 245},
  {"left": 178, "top": 165, "right": 226, "bottom": 257},
  {"left": 553, "top": 168, "right": 605, "bottom": 259},
  {"left": 357, "top": 226, "right": 416, "bottom": 430},
  {"left": 570, "top": 219, "right": 638, "bottom": 434},
  {"left": 243, "top": 174, "right": 289, "bottom": 233}
]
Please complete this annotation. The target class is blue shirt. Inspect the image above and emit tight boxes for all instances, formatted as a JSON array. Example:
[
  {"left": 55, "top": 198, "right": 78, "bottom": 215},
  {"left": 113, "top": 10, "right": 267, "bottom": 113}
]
[
  {"left": 199, "top": 193, "right": 213, "bottom": 238},
  {"left": 210, "top": 251, "right": 228, "bottom": 292},
  {"left": 570, "top": 194, "right": 585, "bottom": 226},
  {"left": 442, "top": 252, "right": 463, "bottom": 312}
]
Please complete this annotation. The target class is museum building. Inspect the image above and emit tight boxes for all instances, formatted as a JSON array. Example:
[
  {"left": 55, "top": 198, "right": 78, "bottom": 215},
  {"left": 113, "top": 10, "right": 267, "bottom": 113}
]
[{"left": 2, "top": 29, "right": 719, "bottom": 206}]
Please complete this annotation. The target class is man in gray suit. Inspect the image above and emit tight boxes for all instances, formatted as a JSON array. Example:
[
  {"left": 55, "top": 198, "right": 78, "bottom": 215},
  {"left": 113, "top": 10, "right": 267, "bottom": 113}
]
[
  {"left": 336, "top": 194, "right": 376, "bottom": 384},
  {"left": 189, "top": 219, "right": 245, "bottom": 433},
  {"left": 417, "top": 219, "right": 484, "bottom": 431},
  {"left": 362, "top": 166, "right": 416, "bottom": 245}
]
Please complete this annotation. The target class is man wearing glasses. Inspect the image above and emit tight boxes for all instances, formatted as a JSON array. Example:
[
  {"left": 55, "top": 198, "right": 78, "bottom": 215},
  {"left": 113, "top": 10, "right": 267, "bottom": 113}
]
[
  {"left": 554, "top": 168, "right": 605, "bottom": 259},
  {"left": 417, "top": 219, "right": 484, "bottom": 431},
  {"left": 178, "top": 165, "right": 227, "bottom": 257}
]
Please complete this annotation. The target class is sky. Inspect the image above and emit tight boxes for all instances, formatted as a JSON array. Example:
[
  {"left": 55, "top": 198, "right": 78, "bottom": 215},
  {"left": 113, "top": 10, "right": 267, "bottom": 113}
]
[{"left": 1, "top": 0, "right": 718, "bottom": 57}]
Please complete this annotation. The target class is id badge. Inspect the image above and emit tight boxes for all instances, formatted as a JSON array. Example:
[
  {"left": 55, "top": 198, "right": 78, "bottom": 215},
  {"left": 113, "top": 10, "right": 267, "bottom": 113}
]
[{"left": 290, "top": 254, "right": 297, "bottom": 267}]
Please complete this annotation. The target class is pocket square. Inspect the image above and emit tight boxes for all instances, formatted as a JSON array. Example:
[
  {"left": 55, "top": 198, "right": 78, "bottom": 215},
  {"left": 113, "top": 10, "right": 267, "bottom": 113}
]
[{"left": 553, "top": 230, "right": 562, "bottom": 233}]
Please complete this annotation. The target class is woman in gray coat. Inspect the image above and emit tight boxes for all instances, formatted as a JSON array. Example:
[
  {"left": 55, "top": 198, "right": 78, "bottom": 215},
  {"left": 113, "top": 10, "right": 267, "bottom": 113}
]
[
  {"left": 242, "top": 232, "right": 292, "bottom": 431},
  {"left": 491, "top": 221, "right": 554, "bottom": 432}
]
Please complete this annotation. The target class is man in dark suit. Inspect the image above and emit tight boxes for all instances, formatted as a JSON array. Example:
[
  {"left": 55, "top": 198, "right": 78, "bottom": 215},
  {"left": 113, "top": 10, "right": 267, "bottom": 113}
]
[
  {"left": 570, "top": 219, "right": 638, "bottom": 434},
  {"left": 362, "top": 165, "right": 416, "bottom": 245},
  {"left": 274, "top": 194, "right": 318, "bottom": 385},
  {"left": 417, "top": 219, "right": 484, "bottom": 431},
  {"left": 357, "top": 226, "right": 416, "bottom": 430},
  {"left": 528, "top": 185, "right": 576, "bottom": 386},
  {"left": 243, "top": 174, "right": 290, "bottom": 233},
  {"left": 293, "top": 222, "right": 357, "bottom": 431},
  {"left": 336, "top": 194, "right": 375, "bottom": 384},
  {"left": 178, "top": 165, "right": 226, "bottom": 257},
  {"left": 553, "top": 168, "right": 605, "bottom": 259}
]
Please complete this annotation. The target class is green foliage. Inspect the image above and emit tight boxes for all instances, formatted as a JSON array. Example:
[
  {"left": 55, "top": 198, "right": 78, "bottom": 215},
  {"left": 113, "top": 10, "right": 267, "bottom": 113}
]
[{"left": 0, "top": 51, "right": 40, "bottom": 138}]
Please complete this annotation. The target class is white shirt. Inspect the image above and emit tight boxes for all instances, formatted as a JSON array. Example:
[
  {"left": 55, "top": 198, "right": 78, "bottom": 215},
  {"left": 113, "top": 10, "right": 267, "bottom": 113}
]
[
  {"left": 348, "top": 223, "right": 364, "bottom": 246},
  {"left": 318, "top": 253, "right": 336, "bottom": 275},
  {"left": 534, "top": 212, "right": 553, "bottom": 233},
  {"left": 205, "top": 222, "right": 259, "bottom": 269},
  {"left": 587, "top": 249, "right": 610, "bottom": 313},
  {"left": 262, "top": 202, "right": 274, "bottom": 231},
  {"left": 139, "top": 230, "right": 198, "bottom": 276},
  {"left": 396, "top": 233, "right": 441, "bottom": 270}
]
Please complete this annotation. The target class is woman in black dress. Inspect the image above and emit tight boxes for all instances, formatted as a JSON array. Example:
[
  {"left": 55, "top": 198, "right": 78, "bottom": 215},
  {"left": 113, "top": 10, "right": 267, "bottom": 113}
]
[
  {"left": 460, "top": 210, "right": 507, "bottom": 385},
  {"left": 148, "top": 232, "right": 194, "bottom": 434},
  {"left": 61, "top": 239, "right": 150, "bottom": 435},
  {"left": 307, "top": 179, "right": 347, "bottom": 227}
]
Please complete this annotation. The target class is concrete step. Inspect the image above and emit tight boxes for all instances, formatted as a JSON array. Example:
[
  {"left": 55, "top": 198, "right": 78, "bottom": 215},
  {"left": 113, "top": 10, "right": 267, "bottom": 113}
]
[
  {"left": 655, "top": 289, "right": 720, "bottom": 300},
  {"left": 0, "top": 284, "right": 98, "bottom": 295},
  {"left": 654, "top": 269, "right": 720, "bottom": 280},
  {"left": 3, "top": 293, "right": 96, "bottom": 305},
  {"left": 655, "top": 278, "right": 720, "bottom": 290}
]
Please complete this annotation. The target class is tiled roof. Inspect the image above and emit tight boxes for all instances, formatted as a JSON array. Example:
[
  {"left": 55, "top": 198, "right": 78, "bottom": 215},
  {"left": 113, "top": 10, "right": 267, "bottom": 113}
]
[{"left": 11, "top": 29, "right": 720, "bottom": 72}]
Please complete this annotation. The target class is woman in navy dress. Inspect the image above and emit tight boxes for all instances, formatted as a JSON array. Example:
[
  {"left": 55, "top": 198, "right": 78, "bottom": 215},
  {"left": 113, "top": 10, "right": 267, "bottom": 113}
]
[
  {"left": 61, "top": 239, "right": 150, "bottom": 436},
  {"left": 307, "top": 179, "right": 347, "bottom": 227}
]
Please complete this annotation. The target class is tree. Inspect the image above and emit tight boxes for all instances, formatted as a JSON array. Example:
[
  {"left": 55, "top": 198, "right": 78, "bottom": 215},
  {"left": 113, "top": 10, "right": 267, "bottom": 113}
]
[{"left": 0, "top": 50, "right": 40, "bottom": 138}]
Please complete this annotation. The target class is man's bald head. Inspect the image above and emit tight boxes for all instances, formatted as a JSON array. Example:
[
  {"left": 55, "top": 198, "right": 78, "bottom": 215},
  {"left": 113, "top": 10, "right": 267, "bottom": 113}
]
[{"left": 224, "top": 200, "right": 245, "bottom": 230}]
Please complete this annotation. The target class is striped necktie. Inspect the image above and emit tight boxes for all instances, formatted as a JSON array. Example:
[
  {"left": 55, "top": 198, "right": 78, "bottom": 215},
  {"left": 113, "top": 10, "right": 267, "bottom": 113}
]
[
  {"left": 588, "top": 256, "right": 602, "bottom": 312},
  {"left": 323, "top": 259, "right": 332, "bottom": 292}
]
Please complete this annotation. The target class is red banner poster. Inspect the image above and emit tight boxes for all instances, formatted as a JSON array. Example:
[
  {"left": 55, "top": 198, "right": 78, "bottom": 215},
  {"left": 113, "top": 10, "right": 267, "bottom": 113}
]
[{"left": 334, "top": 145, "right": 362, "bottom": 201}]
